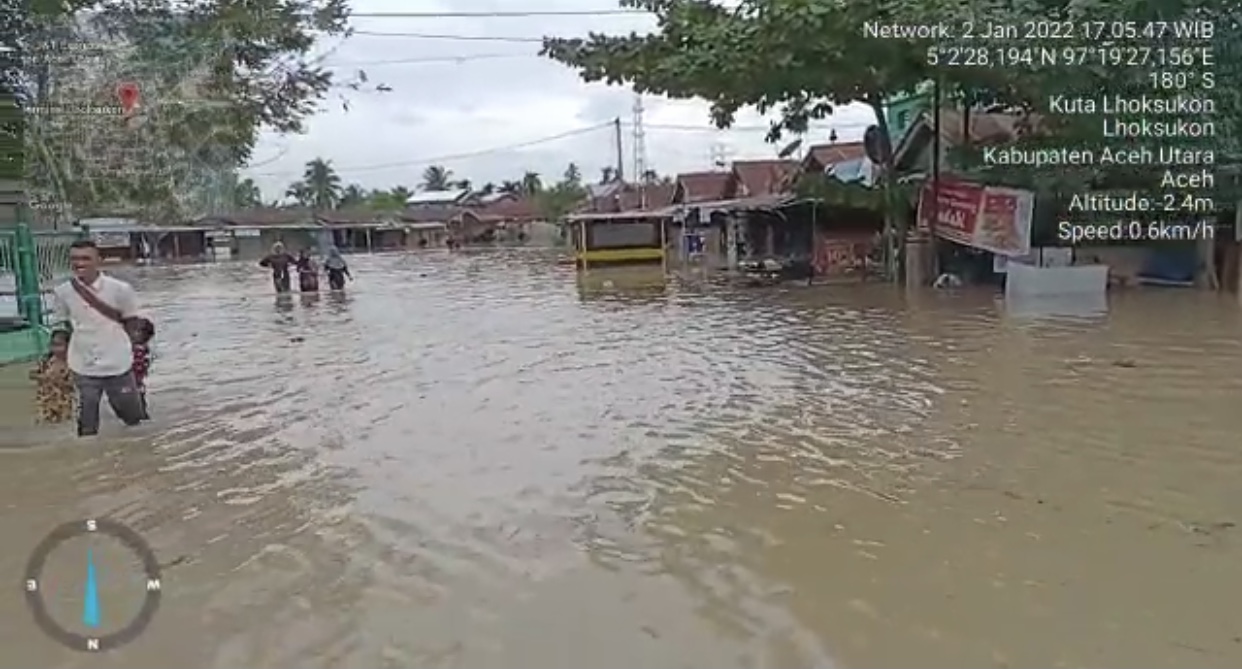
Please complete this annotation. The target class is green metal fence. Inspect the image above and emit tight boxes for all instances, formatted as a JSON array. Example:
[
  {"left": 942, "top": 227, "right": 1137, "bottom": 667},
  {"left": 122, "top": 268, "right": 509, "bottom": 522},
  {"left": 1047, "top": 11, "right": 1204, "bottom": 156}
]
[{"left": 1, "top": 217, "right": 85, "bottom": 365}]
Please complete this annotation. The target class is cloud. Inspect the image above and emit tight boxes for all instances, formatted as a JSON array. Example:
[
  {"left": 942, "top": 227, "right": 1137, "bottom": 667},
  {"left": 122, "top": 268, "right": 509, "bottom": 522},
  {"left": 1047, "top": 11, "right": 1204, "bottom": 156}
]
[{"left": 242, "top": 0, "right": 877, "bottom": 199}]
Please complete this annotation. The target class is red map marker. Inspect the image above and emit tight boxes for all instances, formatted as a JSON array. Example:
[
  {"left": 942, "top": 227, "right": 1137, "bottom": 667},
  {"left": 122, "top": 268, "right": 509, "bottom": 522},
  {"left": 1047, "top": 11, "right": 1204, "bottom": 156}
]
[{"left": 116, "top": 82, "right": 140, "bottom": 116}]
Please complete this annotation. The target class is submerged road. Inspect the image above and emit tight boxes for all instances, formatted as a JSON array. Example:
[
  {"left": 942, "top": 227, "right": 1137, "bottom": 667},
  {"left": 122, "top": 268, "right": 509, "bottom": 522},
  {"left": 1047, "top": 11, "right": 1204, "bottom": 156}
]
[{"left": 2, "top": 248, "right": 1241, "bottom": 668}]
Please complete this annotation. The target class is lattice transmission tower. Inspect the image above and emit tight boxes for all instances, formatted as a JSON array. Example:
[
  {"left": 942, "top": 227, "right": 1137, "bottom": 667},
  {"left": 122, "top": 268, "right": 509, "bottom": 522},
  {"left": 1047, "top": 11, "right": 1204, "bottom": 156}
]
[{"left": 631, "top": 93, "right": 649, "bottom": 205}]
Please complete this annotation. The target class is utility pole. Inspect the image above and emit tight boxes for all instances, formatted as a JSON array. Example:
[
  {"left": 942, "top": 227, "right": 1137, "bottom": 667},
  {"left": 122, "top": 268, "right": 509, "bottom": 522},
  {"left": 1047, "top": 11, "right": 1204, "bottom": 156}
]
[
  {"left": 612, "top": 117, "right": 624, "bottom": 182},
  {"left": 710, "top": 142, "right": 729, "bottom": 171}
]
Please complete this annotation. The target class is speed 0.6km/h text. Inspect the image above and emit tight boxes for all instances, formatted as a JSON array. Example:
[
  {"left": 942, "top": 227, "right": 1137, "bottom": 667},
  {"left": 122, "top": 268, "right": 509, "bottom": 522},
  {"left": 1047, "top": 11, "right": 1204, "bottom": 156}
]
[{"left": 1058, "top": 220, "right": 1214, "bottom": 244}]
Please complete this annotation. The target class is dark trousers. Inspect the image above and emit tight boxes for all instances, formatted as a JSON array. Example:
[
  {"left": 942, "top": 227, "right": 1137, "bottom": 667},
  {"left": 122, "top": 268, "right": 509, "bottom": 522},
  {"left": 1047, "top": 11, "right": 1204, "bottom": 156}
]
[
  {"left": 74, "top": 372, "right": 143, "bottom": 436},
  {"left": 327, "top": 269, "right": 346, "bottom": 290}
]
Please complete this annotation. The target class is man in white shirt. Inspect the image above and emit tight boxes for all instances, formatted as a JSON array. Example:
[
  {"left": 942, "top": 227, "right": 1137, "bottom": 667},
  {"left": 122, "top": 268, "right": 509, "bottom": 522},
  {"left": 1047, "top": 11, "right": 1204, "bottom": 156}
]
[{"left": 52, "top": 239, "right": 144, "bottom": 436}]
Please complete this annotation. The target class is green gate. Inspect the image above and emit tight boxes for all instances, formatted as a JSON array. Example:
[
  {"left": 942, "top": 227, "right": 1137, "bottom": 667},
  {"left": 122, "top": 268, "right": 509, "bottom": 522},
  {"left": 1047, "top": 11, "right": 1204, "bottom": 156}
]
[{"left": 1, "top": 214, "right": 86, "bottom": 365}]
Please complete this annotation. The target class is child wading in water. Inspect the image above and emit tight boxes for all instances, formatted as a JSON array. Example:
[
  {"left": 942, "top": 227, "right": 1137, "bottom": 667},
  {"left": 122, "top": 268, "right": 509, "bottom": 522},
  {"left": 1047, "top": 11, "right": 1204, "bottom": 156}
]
[
  {"left": 127, "top": 317, "right": 155, "bottom": 420},
  {"left": 295, "top": 249, "right": 319, "bottom": 292},
  {"left": 30, "top": 330, "right": 74, "bottom": 423}
]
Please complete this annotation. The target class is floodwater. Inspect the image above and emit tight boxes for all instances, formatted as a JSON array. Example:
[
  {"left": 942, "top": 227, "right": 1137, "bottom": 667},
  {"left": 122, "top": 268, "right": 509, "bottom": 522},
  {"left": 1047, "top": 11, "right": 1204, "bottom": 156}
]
[{"left": 2, "top": 248, "right": 1242, "bottom": 669}]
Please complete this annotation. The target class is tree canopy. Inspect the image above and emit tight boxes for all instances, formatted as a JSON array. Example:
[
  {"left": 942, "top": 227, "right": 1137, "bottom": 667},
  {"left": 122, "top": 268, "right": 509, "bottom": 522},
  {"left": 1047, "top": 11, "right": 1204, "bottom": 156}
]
[
  {"left": 269, "top": 158, "right": 623, "bottom": 222},
  {"left": 5, "top": 0, "right": 389, "bottom": 221},
  {"left": 543, "top": 0, "right": 946, "bottom": 140}
]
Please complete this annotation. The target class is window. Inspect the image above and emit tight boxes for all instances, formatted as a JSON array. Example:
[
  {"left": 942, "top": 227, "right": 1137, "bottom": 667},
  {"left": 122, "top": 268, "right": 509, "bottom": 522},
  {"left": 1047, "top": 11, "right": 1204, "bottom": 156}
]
[
  {"left": 896, "top": 109, "right": 910, "bottom": 131},
  {"left": 589, "top": 222, "right": 659, "bottom": 248}
]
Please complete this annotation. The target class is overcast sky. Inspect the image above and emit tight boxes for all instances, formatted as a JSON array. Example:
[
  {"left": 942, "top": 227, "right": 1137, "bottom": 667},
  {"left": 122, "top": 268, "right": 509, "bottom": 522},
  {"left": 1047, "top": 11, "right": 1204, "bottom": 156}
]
[{"left": 241, "top": 0, "right": 877, "bottom": 200}]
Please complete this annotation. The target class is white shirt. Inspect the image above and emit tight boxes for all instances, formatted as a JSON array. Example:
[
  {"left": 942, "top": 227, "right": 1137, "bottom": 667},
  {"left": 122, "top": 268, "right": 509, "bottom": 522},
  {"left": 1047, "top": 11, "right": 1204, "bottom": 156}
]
[{"left": 52, "top": 274, "right": 139, "bottom": 377}]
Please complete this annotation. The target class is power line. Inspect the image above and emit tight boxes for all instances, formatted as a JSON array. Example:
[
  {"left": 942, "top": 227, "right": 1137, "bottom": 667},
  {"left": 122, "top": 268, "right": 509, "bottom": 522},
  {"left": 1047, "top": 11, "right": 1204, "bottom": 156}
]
[
  {"left": 350, "top": 10, "right": 648, "bottom": 18},
  {"left": 646, "top": 121, "right": 874, "bottom": 131},
  {"left": 248, "top": 123, "right": 613, "bottom": 176},
  {"left": 324, "top": 53, "right": 535, "bottom": 68},
  {"left": 349, "top": 30, "right": 545, "bottom": 42},
  {"left": 249, "top": 121, "right": 877, "bottom": 176}
]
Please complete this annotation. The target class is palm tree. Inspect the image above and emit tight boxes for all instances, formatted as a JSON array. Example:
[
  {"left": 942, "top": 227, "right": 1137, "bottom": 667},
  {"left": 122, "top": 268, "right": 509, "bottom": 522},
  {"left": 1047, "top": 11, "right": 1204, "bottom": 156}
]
[
  {"left": 421, "top": 165, "right": 452, "bottom": 191},
  {"left": 366, "top": 190, "right": 398, "bottom": 210},
  {"left": 389, "top": 185, "right": 414, "bottom": 203},
  {"left": 233, "top": 177, "right": 263, "bottom": 208},
  {"left": 520, "top": 171, "right": 542, "bottom": 195},
  {"left": 367, "top": 185, "right": 414, "bottom": 211},
  {"left": 301, "top": 158, "right": 343, "bottom": 210},
  {"left": 563, "top": 162, "right": 581, "bottom": 186},
  {"left": 285, "top": 181, "right": 312, "bottom": 206},
  {"left": 340, "top": 184, "right": 367, "bottom": 207},
  {"left": 480, "top": 182, "right": 496, "bottom": 195},
  {"left": 499, "top": 180, "right": 522, "bottom": 195},
  {"left": 451, "top": 178, "right": 472, "bottom": 191},
  {"left": 599, "top": 166, "right": 615, "bottom": 184}
]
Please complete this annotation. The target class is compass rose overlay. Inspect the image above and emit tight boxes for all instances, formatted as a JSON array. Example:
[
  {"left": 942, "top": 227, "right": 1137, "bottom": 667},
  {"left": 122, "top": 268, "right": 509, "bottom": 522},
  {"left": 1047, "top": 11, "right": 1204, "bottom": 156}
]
[{"left": 23, "top": 518, "right": 162, "bottom": 652}]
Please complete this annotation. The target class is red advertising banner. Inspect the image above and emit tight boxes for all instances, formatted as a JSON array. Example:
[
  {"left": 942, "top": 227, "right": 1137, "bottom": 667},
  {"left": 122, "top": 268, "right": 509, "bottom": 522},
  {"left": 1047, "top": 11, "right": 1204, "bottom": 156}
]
[
  {"left": 813, "top": 234, "right": 875, "bottom": 277},
  {"left": 916, "top": 179, "right": 1033, "bottom": 257}
]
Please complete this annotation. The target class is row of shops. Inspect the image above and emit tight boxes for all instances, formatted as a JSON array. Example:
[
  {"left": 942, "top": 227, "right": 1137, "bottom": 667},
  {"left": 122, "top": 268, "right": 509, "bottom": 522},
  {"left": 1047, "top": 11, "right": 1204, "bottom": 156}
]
[
  {"left": 80, "top": 213, "right": 452, "bottom": 263},
  {"left": 565, "top": 195, "right": 882, "bottom": 281}
]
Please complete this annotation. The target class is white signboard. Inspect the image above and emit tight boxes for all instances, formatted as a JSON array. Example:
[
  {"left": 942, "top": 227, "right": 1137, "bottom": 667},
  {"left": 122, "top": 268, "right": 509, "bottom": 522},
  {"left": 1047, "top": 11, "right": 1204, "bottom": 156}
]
[
  {"left": 993, "top": 250, "right": 1038, "bottom": 273},
  {"left": 994, "top": 246, "right": 1076, "bottom": 273},
  {"left": 91, "top": 231, "right": 130, "bottom": 248}
]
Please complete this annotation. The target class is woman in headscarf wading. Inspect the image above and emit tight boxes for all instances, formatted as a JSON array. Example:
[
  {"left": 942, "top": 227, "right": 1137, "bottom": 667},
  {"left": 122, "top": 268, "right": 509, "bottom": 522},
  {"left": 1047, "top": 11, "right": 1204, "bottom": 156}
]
[{"left": 323, "top": 247, "right": 352, "bottom": 290}]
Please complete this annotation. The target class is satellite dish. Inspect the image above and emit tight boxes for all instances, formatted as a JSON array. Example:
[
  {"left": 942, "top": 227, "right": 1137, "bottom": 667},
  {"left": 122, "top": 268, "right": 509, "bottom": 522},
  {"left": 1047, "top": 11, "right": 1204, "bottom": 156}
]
[
  {"left": 863, "top": 125, "right": 892, "bottom": 164},
  {"left": 778, "top": 138, "right": 803, "bottom": 159}
]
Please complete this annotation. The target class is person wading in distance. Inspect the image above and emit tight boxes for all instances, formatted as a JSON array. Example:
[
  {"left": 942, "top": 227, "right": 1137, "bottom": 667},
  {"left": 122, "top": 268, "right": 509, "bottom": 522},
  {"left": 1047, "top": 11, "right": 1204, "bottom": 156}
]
[
  {"left": 259, "top": 241, "right": 295, "bottom": 293},
  {"left": 52, "top": 239, "right": 145, "bottom": 436},
  {"left": 323, "top": 246, "right": 351, "bottom": 290}
]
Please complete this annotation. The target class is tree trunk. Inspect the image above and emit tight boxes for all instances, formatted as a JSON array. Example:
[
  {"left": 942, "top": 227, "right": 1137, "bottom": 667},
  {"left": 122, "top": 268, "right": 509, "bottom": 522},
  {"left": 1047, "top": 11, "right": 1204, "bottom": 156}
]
[{"left": 866, "top": 95, "right": 901, "bottom": 282}]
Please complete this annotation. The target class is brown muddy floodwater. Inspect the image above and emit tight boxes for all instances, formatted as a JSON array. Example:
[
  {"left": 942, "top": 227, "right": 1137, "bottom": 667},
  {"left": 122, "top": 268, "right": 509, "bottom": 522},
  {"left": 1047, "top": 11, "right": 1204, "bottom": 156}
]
[{"left": 1, "top": 248, "right": 1242, "bottom": 669}]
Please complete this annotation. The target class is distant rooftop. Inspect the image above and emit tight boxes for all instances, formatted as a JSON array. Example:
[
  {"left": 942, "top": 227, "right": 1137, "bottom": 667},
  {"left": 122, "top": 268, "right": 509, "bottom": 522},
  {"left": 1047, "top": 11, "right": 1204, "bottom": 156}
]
[
  {"left": 586, "top": 181, "right": 625, "bottom": 199},
  {"left": 475, "top": 192, "right": 514, "bottom": 204},
  {"left": 406, "top": 189, "right": 469, "bottom": 205},
  {"left": 78, "top": 217, "right": 140, "bottom": 228}
]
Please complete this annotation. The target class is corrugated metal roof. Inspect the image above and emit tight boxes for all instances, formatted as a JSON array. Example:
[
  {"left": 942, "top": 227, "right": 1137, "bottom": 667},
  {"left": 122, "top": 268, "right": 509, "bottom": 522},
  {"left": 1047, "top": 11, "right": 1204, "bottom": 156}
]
[
  {"left": 678, "top": 193, "right": 794, "bottom": 213},
  {"left": 565, "top": 209, "right": 674, "bottom": 222},
  {"left": 476, "top": 192, "right": 514, "bottom": 204},
  {"left": 730, "top": 160, "right": 799, "bottom": 197},
  {"left": 586, "top": 181, "right": 625, "bottom": 199},
  {"left": 79, "top": 217, "right": 141, "bottom": 228},
  {"left": 804, "top": 142, "right": 866, "bottom": 168},
  {"left": 400, "top": 205, "right": 463, "bottom": 223},
  {"left": 674, "top": 172, "right": 731, "bottom": 203},
  {"left": 406, "top": 189, "right": 468, "bottom": 205}
]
